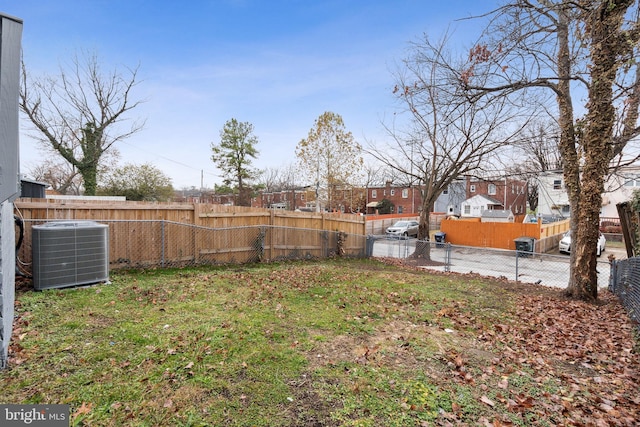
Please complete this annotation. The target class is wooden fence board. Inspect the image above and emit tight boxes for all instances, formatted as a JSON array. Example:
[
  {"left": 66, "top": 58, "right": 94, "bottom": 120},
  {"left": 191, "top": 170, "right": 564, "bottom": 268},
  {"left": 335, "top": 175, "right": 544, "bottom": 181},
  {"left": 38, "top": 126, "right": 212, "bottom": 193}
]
[
  {"left": 14, "top": 199, "right": 367, "bottom": 271},
  {"left": 440, "top": 219, "right": 542, "bottom": 250}
]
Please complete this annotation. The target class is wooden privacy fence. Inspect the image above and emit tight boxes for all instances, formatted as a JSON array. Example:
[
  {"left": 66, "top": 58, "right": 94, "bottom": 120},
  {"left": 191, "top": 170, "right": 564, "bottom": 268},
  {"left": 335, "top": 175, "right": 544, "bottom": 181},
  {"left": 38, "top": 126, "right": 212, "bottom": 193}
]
[
  {"left": 14, "top": 199, "right": 367, "bottom": 272},
  {"left": 440, "top": 218, "right": 570, "bottom": 252},
  {"left": 18, "top": 220, "right": 367, "bottom": 273},
  {"left": 14, "top": 199, "right": 366, "bottom": 234}
]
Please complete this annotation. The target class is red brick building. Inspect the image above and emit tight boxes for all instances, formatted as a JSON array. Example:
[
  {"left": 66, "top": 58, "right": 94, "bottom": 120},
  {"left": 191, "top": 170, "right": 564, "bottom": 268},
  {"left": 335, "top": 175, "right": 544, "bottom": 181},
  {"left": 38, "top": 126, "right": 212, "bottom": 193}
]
[
  {"left": 174, "top": 188, "right": 236, "bottom": 205},
  {"left": 466, "top": 177, "right": 528, "bottom": 215},
  {"left": 252, "top": 188, "right": 310, "bottom": 210},
  {"left": 366, "top": 181, "right": 423, "bottom": 214}
]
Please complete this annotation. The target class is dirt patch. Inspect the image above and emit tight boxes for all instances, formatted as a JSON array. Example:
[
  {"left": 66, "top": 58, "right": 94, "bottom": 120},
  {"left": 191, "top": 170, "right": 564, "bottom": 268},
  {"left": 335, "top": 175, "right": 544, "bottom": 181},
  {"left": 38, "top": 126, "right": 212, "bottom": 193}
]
[
  {"left": 284, "top": 373, "right": 341, "bottom": 427},
  {"left": 306, "top": 319, "right": 493, "bottom": 374}
]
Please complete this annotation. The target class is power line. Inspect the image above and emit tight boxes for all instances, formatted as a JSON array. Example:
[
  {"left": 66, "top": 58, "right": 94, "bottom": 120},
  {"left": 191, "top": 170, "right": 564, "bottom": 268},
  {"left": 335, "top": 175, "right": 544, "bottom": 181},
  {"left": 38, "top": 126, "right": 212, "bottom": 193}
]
[{"left": 119, "top": 140, "right": 219, "bottom": 178}]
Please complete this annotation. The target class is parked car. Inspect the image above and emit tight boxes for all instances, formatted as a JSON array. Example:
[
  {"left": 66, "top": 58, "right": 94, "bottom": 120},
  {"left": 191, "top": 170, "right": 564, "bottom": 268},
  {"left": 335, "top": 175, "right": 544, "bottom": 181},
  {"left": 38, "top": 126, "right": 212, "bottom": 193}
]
[
  {"left": 558, "top": 231, "right": 606, "bottom": 256},
  {"left": 386, "top": 220, "right": 419, "bottom": 238}
]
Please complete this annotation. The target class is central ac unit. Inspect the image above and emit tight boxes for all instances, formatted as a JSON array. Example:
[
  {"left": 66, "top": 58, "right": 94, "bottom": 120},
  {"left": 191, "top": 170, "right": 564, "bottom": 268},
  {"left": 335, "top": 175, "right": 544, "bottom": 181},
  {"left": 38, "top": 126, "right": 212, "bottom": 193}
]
[{"left": 32, "top": 221, "right": 109, "bottom": 290}]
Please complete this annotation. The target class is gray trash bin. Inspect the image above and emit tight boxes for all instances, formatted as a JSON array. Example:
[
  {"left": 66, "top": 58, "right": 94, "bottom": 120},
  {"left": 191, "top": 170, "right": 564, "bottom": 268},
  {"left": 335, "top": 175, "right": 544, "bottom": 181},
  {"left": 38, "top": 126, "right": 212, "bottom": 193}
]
[
  {"left": 514, "top": 236, "right": 535, "bottom": 257},
  {"left": 365, "top": 235, "right": 376, "bottom": 257},
  {"left": 434, "top": 232, "right": 446, "bottom": 248}
]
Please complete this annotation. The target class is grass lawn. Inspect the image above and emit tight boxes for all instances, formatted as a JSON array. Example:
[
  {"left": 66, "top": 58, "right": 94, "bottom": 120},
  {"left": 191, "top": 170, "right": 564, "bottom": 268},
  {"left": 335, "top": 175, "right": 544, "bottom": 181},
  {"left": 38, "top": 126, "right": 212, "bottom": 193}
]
[{"left": 2, "top": 259, "right": 639, "bottom": 426}]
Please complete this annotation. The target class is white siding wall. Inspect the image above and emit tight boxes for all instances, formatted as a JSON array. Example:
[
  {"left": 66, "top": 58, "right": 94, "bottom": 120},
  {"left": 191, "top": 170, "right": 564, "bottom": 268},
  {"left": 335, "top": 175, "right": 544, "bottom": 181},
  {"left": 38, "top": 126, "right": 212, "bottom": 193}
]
[{"left": 0, "top": 201, "right": 15, "bottom": 367}]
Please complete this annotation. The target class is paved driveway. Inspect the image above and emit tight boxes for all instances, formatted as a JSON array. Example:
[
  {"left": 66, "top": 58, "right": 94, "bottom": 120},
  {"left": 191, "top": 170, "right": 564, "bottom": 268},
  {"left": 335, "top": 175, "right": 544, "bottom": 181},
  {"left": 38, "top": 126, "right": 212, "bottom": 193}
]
[{"left": 373, "top": 238, "right": 614, "bottom": 290}]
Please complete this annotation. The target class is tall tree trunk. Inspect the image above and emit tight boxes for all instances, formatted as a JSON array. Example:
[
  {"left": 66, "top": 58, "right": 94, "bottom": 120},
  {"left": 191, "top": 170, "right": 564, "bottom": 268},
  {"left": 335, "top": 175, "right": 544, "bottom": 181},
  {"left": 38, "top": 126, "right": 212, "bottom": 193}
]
[
  {"left": 79, "top": 164, "right": 98, "bottom": 196},
  {"left": 555, "top": 6, "right": 582, "bottom": 297},
  {"left": 565, "top": 0, "right": 632, "bottom": 301},
  {"left": 413, "top": 191, "right": 434, "bottom": 258}
]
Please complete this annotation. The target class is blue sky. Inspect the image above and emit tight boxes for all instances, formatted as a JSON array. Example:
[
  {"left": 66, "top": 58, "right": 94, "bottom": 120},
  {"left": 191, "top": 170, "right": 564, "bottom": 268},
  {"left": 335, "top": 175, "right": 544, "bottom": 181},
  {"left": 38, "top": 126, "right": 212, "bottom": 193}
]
[{"left": 5, "top": 1, "right": 496, "bottom": 189}]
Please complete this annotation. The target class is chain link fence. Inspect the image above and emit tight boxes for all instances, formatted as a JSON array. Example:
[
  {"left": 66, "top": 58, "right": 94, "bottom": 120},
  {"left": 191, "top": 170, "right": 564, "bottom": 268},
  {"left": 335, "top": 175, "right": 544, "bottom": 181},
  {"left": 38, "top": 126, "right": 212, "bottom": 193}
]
[
  {"left": 17, "top": 220, "right": 367, "bottom": 276},
  {"left": 369, "top": 236, "right": 613, "bottom": 290},
  {"left": 17, "top": 219, "right": 632, "bottom": 321},
  {"left": 609, "top": 257, "right": 640, "bottom": 330}
]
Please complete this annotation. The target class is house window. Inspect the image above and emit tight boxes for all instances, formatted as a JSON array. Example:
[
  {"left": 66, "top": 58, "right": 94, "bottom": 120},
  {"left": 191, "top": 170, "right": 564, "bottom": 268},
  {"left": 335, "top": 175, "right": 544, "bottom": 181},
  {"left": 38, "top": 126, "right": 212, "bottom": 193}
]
[
  {"left": 398, "top": 206, "right": 403, "bottom": 213},
  {"left": 553, "top": 179, "right": 562, "bottom": 190},
  {"left": 383, "top": 190, "right": 387, "bottom": 196},
  {"left": 443, "top": 187, "right": 449, "bottom": 195},
  {"left": 301, "top": 194, "right": 305, "bottom": 200},
  {"left": 470, "top": 185, "right": 476, "bottom": 193},
  {"left": 464, "top": 205, "right": 471, "bottom": 215},
  {"left": 488, "top": 184, "right": 496, "bottom": 195},
  {"left": 402, "top": 189, "right": 409, "bottom": 198},
  {"left": 371, "top": 190, "right": 377, "bottom": 199},
  {"left": 390, "top": 189, "right": 395, "bottom": 196}
]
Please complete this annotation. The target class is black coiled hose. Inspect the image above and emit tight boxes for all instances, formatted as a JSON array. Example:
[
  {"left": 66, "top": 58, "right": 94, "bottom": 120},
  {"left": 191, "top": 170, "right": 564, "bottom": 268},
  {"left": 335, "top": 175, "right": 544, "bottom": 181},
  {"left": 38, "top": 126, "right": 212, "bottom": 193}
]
[{"left": 14, "top": 214, "right": 24, "bottom": 251}]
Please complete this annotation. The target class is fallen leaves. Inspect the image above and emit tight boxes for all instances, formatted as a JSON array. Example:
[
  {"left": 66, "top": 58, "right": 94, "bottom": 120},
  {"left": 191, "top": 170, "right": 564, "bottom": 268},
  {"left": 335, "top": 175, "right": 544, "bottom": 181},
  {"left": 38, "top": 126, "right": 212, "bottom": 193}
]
[
  {"left": 71, "top": 402, "right": 93, "bottom": 422},
  {"left": 480, "top": 395, "right": 496, "bottom": 407},
  {"left": 474, "top": 289, "right": 640, "bottom": 425}
]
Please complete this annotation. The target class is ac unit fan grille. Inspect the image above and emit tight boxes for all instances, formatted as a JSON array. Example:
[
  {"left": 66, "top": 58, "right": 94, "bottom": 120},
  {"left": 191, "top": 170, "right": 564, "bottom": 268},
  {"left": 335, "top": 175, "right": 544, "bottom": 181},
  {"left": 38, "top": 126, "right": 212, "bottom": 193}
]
[{"left": 32, "top": 221, "right": 109, "bottom": 290}]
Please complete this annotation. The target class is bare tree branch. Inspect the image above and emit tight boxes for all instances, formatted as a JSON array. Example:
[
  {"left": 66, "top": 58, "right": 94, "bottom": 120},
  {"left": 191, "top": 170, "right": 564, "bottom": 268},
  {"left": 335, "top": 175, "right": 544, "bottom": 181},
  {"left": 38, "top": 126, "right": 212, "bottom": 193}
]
[{"left": 20, "top": 50, "right": 145, "bottom": 195}]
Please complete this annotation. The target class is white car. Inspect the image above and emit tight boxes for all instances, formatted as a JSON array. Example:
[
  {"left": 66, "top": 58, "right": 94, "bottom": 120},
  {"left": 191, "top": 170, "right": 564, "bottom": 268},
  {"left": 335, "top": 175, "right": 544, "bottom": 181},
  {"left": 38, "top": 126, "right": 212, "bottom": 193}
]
[
  {"left": 386, "top": 220, "right": 419, "bottom": 238},
  {"left": 558, "top": 231, "right": 606, "bottom": 257}
]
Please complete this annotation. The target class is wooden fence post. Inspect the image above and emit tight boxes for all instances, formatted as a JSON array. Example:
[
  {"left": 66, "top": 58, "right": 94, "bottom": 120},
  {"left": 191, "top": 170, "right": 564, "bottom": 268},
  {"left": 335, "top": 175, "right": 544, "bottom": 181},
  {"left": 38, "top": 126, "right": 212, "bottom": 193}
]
[{"left": 270, "top": 209, "right": 275, "bottom": 260}]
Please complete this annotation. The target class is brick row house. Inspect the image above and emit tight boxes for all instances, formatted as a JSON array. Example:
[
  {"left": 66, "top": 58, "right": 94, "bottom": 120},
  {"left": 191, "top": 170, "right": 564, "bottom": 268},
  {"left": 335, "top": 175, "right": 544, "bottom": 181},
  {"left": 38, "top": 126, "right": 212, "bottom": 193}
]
[
  {"left": 186, "top": 174, "right": 528, "bottom": 217},
  {"left": 251, "top": 188, "right": 310, "bottom": 210},
  {"left": 365, "top": 176, "right": 527, "bottom": 217},
  {"left": 365, "top": 181, "right": 422, "bottom": 214},
  {"left": 463, "top": 176, "right": 528, "bottom": 217}
]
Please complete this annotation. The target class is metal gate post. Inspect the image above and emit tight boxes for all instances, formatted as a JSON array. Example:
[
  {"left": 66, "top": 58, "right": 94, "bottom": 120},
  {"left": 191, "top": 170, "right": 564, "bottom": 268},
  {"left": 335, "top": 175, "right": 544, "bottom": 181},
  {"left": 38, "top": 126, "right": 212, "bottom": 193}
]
[
  {"left": 445, "top": 243, "right": 451, "bottom": 272},
  {"left": 161, "top": 220, "right": 165, "bottom": 268},
  {"left": 608, "top": 259, "right": 617, "bottom": 291}
]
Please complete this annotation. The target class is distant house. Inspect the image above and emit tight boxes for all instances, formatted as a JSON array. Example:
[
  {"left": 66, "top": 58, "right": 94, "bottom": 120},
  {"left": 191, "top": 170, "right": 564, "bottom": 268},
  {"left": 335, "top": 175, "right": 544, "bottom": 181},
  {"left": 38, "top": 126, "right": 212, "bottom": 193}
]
[
  {"left": 366, "top": 181, "right": 422, "bottom": 214},
  {"left": 433, "top": 177, "right": 467, "bottom": 216},
  {"left": 536, "top": 171, "right": 571, "bottom": 218},
  {"left": 252, "top": 188, "right": 309, "bottom": 211},
  {"left": 481, "top": 209, "right": 515, "bottom": 223},
  {"left": 536, "top": 165, "right": 640, "bottom": 220},
  {"left": 461, "top": 194, "right": 503, "bottom": 218},
  {"left": 466, "top": 176, "right": 528, "bottom": 215},
  {"left": 602, "top": 165, "right": 640, "bottom": 219},
  {"left": 366, "top": 178, "right": 468, "bottom": 216}
]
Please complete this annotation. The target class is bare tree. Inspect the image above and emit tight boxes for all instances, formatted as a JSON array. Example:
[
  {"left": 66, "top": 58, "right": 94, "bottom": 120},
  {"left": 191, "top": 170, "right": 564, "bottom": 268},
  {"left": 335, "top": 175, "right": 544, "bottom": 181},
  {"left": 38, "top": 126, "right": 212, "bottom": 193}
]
[
  {"left": 28, "top": 159, "right": 83, "bottom": 195},
  {"left": 517, "top": 121, "right": 562, "bottom": 172},
  {"left": 20, "top": 51, "right": 145, "bottom": 195},
  {"left": 505, "top": 120, "right": 563, "bottom": 210},
  {"left": 460, "top": 0, "right": 640, "bottom": 300},
  {"left": 369, "top": 34, "right": 530, "bottom": 255},
  {"left": 255, "top": 163, "right": 304, "bottom": 210},
  {"left": 257, "top": 163, "right": 299, "bottom": 193}
]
